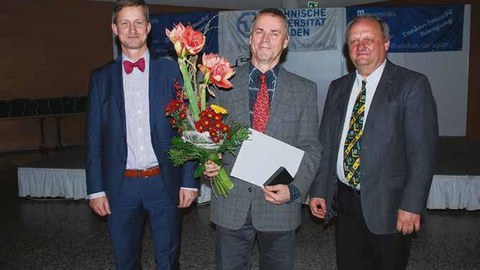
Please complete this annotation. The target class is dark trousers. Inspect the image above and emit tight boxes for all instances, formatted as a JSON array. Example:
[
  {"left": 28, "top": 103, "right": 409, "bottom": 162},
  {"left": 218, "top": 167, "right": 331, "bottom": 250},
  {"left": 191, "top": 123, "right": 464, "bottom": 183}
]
[
  {"left": 336, "top": 183, "right": 411, "bottom": 270},
  {"left": 107, "top": 175, "right": 180, "bottom": 270},
  {"left": 215, "top": 209, "right": 295, "bottom": 270}
]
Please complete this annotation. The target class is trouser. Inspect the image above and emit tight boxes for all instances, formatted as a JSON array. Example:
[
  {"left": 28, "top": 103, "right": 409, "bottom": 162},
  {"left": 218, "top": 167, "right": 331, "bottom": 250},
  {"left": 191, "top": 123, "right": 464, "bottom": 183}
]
[
  {"left": 108, "top": 174, "right": 180, "bottom": 270},
  {"left": 336, "top": 182, "right": 411, "bottom": 270},
  {"left": 215, "top": 209, "right": 295, "bottom": 270}
]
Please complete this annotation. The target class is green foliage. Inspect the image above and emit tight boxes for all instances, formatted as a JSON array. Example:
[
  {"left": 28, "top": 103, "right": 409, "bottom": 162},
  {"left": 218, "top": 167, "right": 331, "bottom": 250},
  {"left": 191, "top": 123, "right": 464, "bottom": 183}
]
[
  {"left": 218, "top": 124, "right": 251, "bottom": 154},
  {"left": 168, "top": 122, "right": 250, "bottom": 197}
]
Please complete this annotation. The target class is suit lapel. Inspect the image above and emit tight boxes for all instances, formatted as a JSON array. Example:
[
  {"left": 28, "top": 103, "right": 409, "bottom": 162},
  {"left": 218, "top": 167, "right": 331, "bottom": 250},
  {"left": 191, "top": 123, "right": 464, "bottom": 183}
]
[
  {"left": 149, "top": 57, "right": 161, "bottom": 131},
  {"left": 112, "top": 57, "right": 126, "bottom": 135},
  {"left": 267, "top": 67, "right": 294, "bottom": 135},
  {"left": 364, "top": 60, "right": 395, "bottom": 131},
  {"left": 334, "top": 73, "right": 355, "bottom": 147},
  {"left": 229, "top": 65, "right": 251, "bottom": 126}
]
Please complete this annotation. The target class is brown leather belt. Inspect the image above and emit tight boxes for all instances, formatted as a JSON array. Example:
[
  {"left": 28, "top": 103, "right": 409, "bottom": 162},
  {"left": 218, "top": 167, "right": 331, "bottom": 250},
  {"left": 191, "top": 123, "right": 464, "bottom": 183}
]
[{"left": 124, "top": 166, "right": 160, "bottom": 178}]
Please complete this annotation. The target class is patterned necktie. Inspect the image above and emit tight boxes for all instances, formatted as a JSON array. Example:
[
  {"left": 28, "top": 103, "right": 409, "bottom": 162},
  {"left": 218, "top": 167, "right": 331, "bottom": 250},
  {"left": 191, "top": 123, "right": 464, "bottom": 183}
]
[
  {"left": 252, "top": 73, "right": 270, "bottom": 133},
  {"left": 123, "top": 58, "right": 145, "bottom": 74},
  {"left": 344, "top": 80, "right": 366, "bottom": 189}
]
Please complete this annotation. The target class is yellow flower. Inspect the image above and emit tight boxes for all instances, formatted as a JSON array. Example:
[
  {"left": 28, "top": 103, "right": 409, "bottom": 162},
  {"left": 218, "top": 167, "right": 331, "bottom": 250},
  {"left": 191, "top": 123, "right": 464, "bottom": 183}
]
[{"left": 210, "top": 104, "right": 227, "bottom": 114}]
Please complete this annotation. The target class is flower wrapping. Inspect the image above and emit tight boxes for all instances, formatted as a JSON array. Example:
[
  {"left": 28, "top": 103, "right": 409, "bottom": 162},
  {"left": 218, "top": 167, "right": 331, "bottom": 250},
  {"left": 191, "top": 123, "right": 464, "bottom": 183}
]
[{"left": 165, "top": 22, "right": 250, "bottom": 197}]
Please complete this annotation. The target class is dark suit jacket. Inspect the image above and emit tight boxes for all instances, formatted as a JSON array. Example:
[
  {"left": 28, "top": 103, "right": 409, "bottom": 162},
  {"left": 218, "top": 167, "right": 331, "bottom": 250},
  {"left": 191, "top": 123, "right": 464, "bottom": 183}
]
[
  {"left": 210, "top": 64, "right": 322, "bottom": 231},
  {"left": 85, "top": 55, "right": 197, "bottom": 205},
  {"left": 310, "top": 60, "right": 438, "bottom": 234}
]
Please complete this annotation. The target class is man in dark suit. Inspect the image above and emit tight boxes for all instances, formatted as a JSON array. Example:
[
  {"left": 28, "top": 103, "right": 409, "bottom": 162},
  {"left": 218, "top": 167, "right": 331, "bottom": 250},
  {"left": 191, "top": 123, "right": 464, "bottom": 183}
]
[
  {"left": 205, "top": 8, "right": 321, "bottom": 270},
  {"left": 309, "top": 15, "right": 438, "bottom": 270},
  {"left": 85, "top": 1, "right": 198, "bottom": 269}
]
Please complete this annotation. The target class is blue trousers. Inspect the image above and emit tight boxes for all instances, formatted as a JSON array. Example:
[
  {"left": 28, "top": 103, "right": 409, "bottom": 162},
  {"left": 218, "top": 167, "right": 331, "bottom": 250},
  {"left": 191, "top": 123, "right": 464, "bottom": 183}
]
[{"left": 107, "top": 175, "right": 180, "bottom": 270}]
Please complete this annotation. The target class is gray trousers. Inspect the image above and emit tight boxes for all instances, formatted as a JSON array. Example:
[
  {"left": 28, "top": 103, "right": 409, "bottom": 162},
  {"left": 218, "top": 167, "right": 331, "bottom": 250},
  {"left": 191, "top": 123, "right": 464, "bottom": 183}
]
[{"left": 215, "top": 210, "right": 295, "bottom": 270}]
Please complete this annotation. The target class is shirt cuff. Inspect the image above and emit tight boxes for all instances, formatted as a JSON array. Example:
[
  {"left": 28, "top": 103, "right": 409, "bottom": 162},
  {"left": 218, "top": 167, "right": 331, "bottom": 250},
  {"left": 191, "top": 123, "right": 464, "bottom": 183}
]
[
  {"left": 181, "top": 187, "right": 198, "bottom": 191},
  {"left": 88, "top": 191, "right": 106, "bottom": 200},
  {"left": 287, "top": 184, "right": 301, "bottom": 204}
]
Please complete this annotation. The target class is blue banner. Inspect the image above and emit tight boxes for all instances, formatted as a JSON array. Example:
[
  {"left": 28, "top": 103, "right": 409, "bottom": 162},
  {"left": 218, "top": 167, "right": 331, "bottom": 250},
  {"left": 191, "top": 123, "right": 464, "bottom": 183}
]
[
  {"left": 149, "top": 11, "right": 219, "bottom": 57},
  {"left": 346, "top": 5, "right": 464, "bottom": 52}
]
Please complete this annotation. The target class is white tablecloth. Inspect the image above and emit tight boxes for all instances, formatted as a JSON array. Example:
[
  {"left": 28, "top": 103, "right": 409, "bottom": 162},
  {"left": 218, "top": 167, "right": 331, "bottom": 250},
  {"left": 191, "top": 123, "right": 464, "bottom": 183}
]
[
  {"left": 17, "top": 169, "right": 480, "bottom": 210},
  {"left": 18, "top": 168, "right": 87, "bottom": 200},
  {"left": 427, "top": 175, "right": 480, "bottom": 210}
]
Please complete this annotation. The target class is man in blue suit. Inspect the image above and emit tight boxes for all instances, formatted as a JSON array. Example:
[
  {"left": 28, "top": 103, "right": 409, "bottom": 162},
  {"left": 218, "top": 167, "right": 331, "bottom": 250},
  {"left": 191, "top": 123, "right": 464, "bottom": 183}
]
[{"left": 85, "top": 1, "right": 198, "bottom": 269}]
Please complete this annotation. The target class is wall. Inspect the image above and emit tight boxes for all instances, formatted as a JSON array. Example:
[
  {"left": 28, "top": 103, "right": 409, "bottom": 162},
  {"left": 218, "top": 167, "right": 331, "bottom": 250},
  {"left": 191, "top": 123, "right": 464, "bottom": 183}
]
[
  {"left": 0, "top": 0, "right": 210, "bottom": 153},
  {"left": 466, "top": 2, "right": 480, "bottom": 138}
]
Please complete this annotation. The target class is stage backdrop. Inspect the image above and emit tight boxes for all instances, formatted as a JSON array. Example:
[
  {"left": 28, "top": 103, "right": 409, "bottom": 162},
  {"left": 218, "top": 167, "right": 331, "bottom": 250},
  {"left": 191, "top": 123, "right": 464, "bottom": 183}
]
[
  {"left": 150, "top": 11, "right": 219, "bottom": 57},
  {"left": 217, "top": 8, "right": 345, "bottom": 122}
]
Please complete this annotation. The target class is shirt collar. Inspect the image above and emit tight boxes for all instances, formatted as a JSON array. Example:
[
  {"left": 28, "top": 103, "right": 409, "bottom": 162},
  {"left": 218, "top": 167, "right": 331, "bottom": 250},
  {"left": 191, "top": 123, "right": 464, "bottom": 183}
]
[
  {"left": 355, "top": 59, "right": 386, "bottom": 88},
  {"left": 249, "top": 63, "right": 280, "bottom": 86}
]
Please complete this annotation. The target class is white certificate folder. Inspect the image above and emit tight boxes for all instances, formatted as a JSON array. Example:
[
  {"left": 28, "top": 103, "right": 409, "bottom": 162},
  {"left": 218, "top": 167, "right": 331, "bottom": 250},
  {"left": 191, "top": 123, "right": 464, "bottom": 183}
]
[{"left": 230, "top": 129, "right": 305, "bottom": 187}]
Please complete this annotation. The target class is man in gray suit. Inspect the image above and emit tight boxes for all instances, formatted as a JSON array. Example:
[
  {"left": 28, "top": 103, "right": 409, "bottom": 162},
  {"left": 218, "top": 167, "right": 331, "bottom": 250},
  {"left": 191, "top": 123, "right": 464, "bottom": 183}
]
[
  {"left": 309, "top": 15, "right": 438, "bottom": 270},
  {"left": 204, "top": 8, "right": 321, "bottom": 270}
]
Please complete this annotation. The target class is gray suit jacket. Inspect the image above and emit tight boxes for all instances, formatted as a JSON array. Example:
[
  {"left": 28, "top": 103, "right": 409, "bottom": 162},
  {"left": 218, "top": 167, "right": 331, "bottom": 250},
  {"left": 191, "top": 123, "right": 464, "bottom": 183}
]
[
  {"left": 210, "top": 63, "right": 322, "bottom": 231},
  {"left": 310, "top": 60, "right": 438, "bottom": 234}
]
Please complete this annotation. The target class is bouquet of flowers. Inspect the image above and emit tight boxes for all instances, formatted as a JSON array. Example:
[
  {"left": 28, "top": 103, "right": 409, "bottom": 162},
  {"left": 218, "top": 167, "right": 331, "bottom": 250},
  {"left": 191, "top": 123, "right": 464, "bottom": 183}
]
[{"left": 165, "top": 22, "right": 250, "bottom": 197}]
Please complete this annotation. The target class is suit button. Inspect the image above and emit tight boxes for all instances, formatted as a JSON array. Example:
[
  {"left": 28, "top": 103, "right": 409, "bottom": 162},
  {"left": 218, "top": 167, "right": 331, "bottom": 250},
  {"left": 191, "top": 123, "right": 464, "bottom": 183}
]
[{"left": 248, "top": 187, "right": 252, "bottom": 192}]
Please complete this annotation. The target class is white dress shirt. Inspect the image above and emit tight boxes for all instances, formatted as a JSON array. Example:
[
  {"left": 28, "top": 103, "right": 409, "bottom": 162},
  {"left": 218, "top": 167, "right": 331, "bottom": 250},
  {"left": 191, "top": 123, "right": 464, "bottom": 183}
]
[
  {"left": 123, "top": 52, "right": 158, "bottom": 170},
  {"left": 336, "top": 60, "right": 387, "bottom": 189}
]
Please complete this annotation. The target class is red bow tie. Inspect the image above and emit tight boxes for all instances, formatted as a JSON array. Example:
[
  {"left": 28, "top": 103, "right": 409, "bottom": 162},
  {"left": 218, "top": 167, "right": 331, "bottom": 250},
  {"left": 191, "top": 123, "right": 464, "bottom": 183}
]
[{"left": 123, "top": 58, "right": 145, "bottom": 74}]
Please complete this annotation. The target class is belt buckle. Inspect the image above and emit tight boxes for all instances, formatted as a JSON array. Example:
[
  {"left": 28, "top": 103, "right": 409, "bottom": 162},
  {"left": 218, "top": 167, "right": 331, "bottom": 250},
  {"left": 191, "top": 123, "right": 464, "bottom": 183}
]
[
  {"left": 138, "top": 167, "right": 152, "bottom": 178},
  {"left": 124, "top": 166, "right": 159, "bottom": 178}
]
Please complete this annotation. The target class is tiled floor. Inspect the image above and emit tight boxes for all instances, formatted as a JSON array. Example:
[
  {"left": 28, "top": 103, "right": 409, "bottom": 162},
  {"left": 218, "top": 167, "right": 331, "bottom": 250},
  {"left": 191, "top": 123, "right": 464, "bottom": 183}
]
[{"left": 0, "top": 138, "right": 479, "bottom": 269}]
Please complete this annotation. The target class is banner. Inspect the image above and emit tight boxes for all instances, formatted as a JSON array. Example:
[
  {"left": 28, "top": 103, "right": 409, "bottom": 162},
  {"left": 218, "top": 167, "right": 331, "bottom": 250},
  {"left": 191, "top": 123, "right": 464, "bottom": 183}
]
[
  {"left": 346, "top": 5, "right": 464, "bottom": 52},
  {"left": 149, "top": 12, "right": 219, "bottom": 57},
  {"left": 219, "top": 8, "right": 338, "bottom": 63}
]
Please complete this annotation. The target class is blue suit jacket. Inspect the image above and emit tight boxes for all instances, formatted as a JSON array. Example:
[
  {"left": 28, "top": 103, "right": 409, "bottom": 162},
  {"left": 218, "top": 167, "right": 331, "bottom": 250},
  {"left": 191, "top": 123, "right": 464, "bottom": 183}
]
[{"left": 85, "top": 55, "right": 198, "bottom": 205}]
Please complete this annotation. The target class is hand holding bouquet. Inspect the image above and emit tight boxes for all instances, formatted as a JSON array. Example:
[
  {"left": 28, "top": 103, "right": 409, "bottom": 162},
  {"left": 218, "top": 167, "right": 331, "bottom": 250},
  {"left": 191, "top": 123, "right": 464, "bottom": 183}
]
[{"left": 165, "top": 23, "right": 250, "bottom": 197}]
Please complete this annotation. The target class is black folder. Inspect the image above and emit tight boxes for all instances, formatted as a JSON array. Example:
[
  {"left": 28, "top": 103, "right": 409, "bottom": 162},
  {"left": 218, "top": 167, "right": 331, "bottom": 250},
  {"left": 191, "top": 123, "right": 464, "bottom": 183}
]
[{"left": 263, "top": 166, "right": 294, "bottom": 186}]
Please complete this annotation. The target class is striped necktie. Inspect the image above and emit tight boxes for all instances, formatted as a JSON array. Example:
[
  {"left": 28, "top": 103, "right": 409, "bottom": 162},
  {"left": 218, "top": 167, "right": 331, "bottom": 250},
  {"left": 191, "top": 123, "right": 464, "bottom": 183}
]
[{"left": 343, "top": 80, "right": 366, "bottom": 189}]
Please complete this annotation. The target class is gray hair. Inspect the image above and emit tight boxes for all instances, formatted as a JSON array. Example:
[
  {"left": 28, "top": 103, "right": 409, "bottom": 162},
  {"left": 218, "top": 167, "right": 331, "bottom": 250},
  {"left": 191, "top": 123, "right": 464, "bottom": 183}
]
[
  {"left": 251, "top": 8, "right": 289, "bottom": 36},
  {"left": 345, "top": 14, "right": 390, "bottom": 43}
]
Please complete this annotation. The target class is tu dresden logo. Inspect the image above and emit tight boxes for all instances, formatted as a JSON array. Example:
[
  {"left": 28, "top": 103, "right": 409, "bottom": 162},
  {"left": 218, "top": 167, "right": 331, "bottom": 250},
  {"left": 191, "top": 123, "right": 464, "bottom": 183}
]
[{"left": 236, "top": 12, "right": 257, "bottom": 38}]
